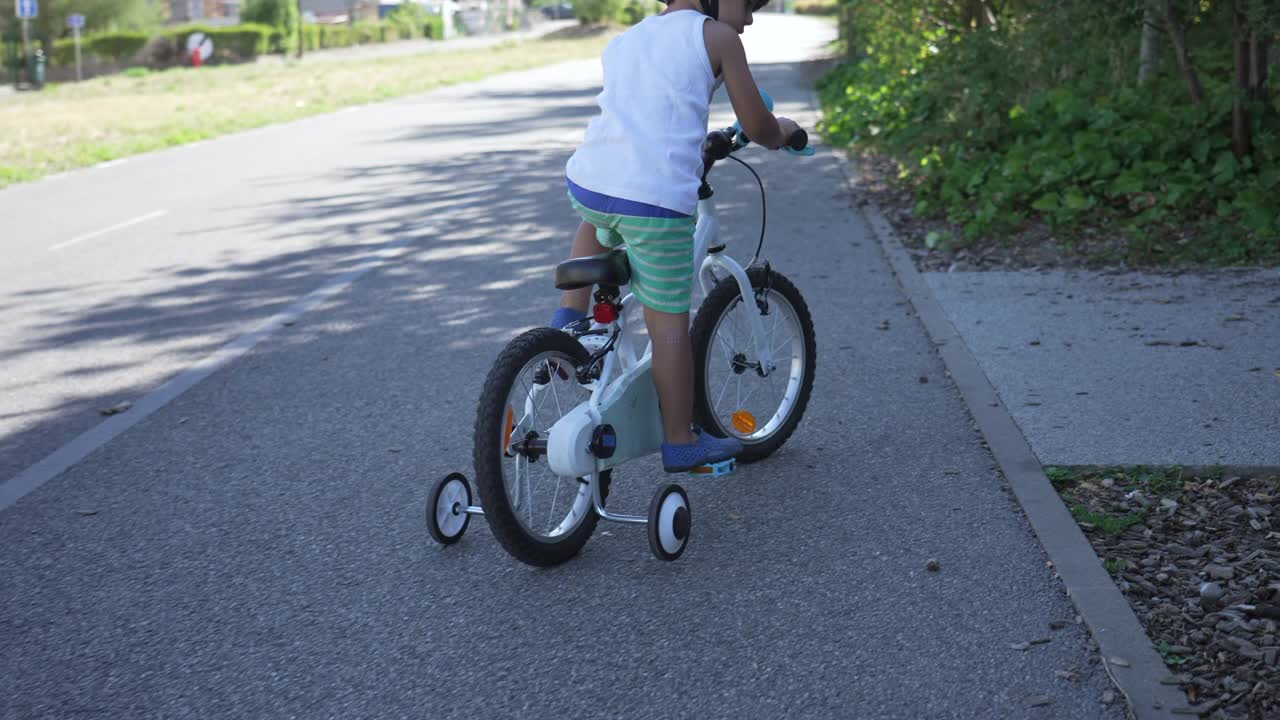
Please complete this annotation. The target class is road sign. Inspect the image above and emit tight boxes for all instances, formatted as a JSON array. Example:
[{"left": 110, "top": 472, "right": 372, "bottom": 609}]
[
  {"left": 67, "top": 13, "right": 84, "bottom": 28},
  {"left": 15, "top": 0, "right": 37, "bottom": 19},
  {"left": 186, "top": 32, "right": 213, "bottom": 66}
]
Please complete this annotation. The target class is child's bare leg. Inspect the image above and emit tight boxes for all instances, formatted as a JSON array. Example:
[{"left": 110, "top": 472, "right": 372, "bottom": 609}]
[
  {"left": 645, "top": 305, "right": 698, "bottom": 445},
  {"left": 559, "top": 220, "right": 607, "bottom": 313}
]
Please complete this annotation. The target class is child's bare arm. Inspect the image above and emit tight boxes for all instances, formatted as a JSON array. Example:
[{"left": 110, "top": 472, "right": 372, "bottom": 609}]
[{"left": 704, "top": 21, "right": 800, "bottom": 149}]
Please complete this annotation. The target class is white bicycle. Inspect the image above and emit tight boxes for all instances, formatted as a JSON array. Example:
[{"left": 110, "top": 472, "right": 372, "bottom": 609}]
[{"left": 428, "top": 101, "right": 817, "bottom": 564}]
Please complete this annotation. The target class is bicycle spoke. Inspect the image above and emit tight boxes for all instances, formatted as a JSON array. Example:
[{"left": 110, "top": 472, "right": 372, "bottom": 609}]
[
  {"left": 772, "top": 334, "right": 796, "bottom": 358},
  {"left": 547, "top": 470, "right": 563, "bottom": 532},
  {"left": 714, "top": 370, "right": 733, "bottom": 412},
  {"left": 546, "top": 359, "right": 564, "bottom": 417}
]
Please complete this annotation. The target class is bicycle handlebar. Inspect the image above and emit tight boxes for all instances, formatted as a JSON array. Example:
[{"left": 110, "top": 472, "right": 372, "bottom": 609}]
[{"left": 726, "top": 89, "right": 815, "bottom": 156}]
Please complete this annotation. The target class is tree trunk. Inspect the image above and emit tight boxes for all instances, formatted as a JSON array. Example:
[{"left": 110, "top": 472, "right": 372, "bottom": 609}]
[
  {"left": 1139, "top": 1, "right": 1162, "bottom": 84},
  {"left": 841, "top": 3, "right": 858, "bottom": 60},
  {"left": 1162, "top": 0, "right": 1205, "bottom": 104},
  {"left": 1232, "top": 0, "right": 1252, "bottom": 160}
]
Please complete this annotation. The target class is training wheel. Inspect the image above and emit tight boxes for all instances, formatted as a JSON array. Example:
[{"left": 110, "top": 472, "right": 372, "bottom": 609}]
[
  {"left": 427, "top": 472, "right": 472, "bottom": 545},
  {"left": 647, "top": 483, "right": 691, "bottom": 561}
]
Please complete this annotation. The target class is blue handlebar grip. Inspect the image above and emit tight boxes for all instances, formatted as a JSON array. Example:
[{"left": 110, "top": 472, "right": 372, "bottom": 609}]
[{"left": 784, "top": 145, "right": 816, "bottom": 157}]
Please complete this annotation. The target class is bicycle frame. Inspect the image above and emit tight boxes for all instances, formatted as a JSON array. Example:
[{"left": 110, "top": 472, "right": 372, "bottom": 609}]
[{"left": 542, "top": 189, "right": 774, "bottom": 525}]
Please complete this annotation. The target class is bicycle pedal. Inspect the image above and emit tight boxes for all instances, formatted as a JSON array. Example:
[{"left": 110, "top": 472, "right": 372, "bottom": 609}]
[{"left": 689, "top": 459, "right": 735, "bottom": 477}]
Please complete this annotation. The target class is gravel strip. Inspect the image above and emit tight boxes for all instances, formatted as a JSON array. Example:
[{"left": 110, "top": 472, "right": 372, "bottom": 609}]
[{"left": 1052, "top": 467, "right": 1280, "bottom": 719}]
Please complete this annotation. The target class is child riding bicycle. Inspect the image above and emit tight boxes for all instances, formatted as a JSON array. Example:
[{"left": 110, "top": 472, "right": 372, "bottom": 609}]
[{"left": 550, "top": 0, "right": 804, "bottom": 473}]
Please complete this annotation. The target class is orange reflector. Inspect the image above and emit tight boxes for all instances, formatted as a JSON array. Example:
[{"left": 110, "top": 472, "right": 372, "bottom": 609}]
[
  {"left": 732, "top": 410, "right": 756, "bottom": 434},
  {"left": 503, "top": 406, "right": 515, "bottom": 450}
]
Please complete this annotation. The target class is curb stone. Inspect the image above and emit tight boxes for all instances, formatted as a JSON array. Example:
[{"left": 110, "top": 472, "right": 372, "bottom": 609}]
[{"left": 820, "top": 137, "right": 1191, "bottom": 720}]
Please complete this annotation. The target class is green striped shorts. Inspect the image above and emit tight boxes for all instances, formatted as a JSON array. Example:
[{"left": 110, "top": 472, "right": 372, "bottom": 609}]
[{"left": 568, "top": 194, "right": 697, "bottom": 314}]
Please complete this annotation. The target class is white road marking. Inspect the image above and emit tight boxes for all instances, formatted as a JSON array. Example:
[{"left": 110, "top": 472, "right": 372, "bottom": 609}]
[
  {"left": 1, "top": 231, "right": 424, "bottom": 512},
  {"left": 49, "top": 210, "right": 168, "bottom": 251}
]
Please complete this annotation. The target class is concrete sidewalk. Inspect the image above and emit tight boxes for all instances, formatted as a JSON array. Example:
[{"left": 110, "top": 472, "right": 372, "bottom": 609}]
[{"left": 923, "top": 267, "right": 1280, "bottom": 469}]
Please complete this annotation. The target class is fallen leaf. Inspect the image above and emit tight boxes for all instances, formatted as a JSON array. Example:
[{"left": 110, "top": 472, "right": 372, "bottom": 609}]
[
  {"left": 1108, "top": 656, "right": 1130, "bottom": 667},
  {"left": 1010, "top": 642, "right": 1031, "bottom": 651},
  {"left": 1054, "top": 670, "right": 1077, "bottom": 681},
  {"left": 100, "top": 402, "right": 132, "bottom": 416},
  {"left": 1024, "top": 696, "right": 1053, "bottom": 707},
  {"left": 728, "top": 512, "right": 740, "bottom": 520}
]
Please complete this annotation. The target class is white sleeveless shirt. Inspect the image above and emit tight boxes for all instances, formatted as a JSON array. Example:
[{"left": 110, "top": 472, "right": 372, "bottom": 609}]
[{"left": 565, "top": 10, "right": 718, "bottom": 217}]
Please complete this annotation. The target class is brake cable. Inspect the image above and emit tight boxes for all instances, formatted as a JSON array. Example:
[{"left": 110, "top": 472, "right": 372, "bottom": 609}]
[{"left": 727, "top": 152, "right": 767, "bottom": 263}]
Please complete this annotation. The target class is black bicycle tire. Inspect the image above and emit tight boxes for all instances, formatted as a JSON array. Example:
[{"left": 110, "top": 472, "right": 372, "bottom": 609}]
[
  {"left": 690, "top": 268, "right": 817, "bottom": 463},
  {"left": 472, "top": 327, "right": 610, "bottom": 567}
]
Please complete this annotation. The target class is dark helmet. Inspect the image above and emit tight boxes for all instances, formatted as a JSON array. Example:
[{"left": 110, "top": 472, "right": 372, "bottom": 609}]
[{"left": 664, "top": 0, "right": 769, "bottom": 21}]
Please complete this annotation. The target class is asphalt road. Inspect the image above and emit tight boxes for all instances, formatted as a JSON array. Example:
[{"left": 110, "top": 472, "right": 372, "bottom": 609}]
[{"left": 2, "top": 16, "right": 1126, "bottom": 719}]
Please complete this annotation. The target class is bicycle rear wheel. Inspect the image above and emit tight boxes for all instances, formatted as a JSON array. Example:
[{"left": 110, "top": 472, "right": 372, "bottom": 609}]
[
  {"left": 691, "top": 268, "right": 816, "bottom": 463},
  {"left": 472, "top": 327, "right": 609, "bottom": 567}
]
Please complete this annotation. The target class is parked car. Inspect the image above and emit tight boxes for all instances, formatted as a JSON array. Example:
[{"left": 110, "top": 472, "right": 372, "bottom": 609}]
[{"left": 540, "top": 2, "right": 573, "bottom": 18}]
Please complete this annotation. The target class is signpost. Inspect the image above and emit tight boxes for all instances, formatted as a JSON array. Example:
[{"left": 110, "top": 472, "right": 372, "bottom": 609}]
[
  {"left": 67, "top": 13, "right": 84, "bottom": 82},
  {"left": 15, "top": 0, "right": 36, "bottom": 87}
]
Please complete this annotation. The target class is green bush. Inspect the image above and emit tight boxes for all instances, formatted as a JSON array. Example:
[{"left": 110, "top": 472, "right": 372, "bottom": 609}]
[
  {"left": 619, "top": 0, "right": 661, "bottom": 24},
  {"left": 50, "top": 37, "right": 78, "bottom": 67},
  {"left": 241, "top": 0, "right": 300, "bottom": 51},
  {"left": 319, "top": 24, "right": 356, "bottom": 48},
  {"left": 155, "top": 23, "right": 272, "bottom": 64},
  {"left": 88, "top": 31, "right": 150, "bottom": 62},
  {"left": 46, "top": 31, "right": 143, "bottom": 68},
  {"left": 574, "top": 0, "right": 625, "bottom": 23},
  {"left": 424, "top": 15, "right": 444, "bottom": 38},
  {"left": 818, "top": 1, "right": 1280, "bottom": 265},
  {"left": 385, "top": 3, "right": 429, "bottom": 38}
]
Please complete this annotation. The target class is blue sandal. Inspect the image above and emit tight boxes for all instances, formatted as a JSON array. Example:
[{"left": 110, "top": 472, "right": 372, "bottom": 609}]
[{"left": 662, "top": 427, "right": 743, "bottom": 473}]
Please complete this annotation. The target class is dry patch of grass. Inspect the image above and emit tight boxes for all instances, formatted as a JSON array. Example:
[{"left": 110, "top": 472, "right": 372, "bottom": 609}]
[{"left": 0, "top": 32, "right": 613, "bottom": 188}]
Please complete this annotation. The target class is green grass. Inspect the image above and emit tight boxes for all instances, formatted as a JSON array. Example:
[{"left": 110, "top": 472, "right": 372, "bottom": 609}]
[
  {"left": 1065, "top": 495, "right": 1146, "bottom": 535},
  {"left": 1155, "top": 641, "right": 1189, "bottom": 666},
  {"left": 1043, "top": 465, "right": 1186, "bottom": 494},
  {"left": 0, "top": 29, "right": 614, "bottom": 189}
]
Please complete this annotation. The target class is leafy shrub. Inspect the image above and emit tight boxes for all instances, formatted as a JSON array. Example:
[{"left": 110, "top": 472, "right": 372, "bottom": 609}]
[
  {"left": 315, "top": 24, "right": 355, "bottom": 48},
  {"left": 817, "top": 2, "right": 1280, "bottom": 264},
  {"left": 153, "top": 23, "right": 273, "bottom": 64},
  {"left": 424, "top": 15, "right": 445, "bottom": 39},
  {"left": 574, "top": 0, "right": 625, "bottom": 24},
  {"left": 50, "top": 38, "right": 78, "bottom": 67},
  {"left": 385, "top": 3, "right": 431, "bottom": 38},
  {"left": 619, "top": 0, "right": 661, "bottom": 25},
  {"left": 88, "top": 31, "right": 150, "bottom": 62},
  {"left": 241, "top": 0, "right": 300, "bottom": 51}
]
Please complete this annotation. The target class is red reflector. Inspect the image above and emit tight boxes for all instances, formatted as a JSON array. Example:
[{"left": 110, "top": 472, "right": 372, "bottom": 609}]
[{"left": 593, "top": 303, "right": 618, "bottom": 324}]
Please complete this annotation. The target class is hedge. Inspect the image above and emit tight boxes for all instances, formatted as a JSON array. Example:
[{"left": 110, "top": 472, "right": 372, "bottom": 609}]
[
  {"left": 90, "top": 31, "right": 150, "bottom": 62},
  {"left": 43, "top": 16, "right": 450, "bottom": 72},
  {"left": 155, "top": 23, "right": 273, "bottom": 64}
]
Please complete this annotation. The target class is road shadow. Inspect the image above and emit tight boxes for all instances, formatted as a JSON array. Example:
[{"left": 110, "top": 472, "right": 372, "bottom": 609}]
[{"left": 0, "top": 58, "right": 835, "bottom": 485}]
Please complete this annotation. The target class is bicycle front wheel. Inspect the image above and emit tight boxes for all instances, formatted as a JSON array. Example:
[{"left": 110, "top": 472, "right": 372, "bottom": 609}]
[
  {"left": 691, "top": 268, "right": 816, "bottom": 463},
  {"left": 472, "top": 327, "right": 608, "bottom": 567}
]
